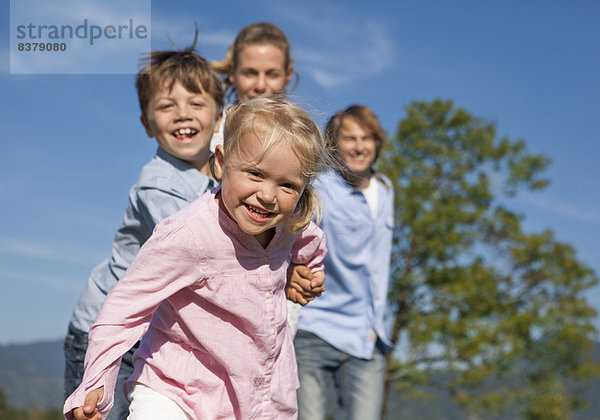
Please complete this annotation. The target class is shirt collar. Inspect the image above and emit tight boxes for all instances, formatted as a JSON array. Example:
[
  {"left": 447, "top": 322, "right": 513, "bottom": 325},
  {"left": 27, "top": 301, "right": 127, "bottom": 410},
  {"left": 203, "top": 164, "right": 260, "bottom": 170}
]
[
  {"left": 207, "top": 185, "right": 285, "bottom": 252},
  {"left": 156, "top": 147, "right": 195, "bottom": 172},
  {"left": 156, "top": 147, "right": 217, "bottom": 191},
  {"left": 323, "top": 167, "right": 368, "bottom": 195}
]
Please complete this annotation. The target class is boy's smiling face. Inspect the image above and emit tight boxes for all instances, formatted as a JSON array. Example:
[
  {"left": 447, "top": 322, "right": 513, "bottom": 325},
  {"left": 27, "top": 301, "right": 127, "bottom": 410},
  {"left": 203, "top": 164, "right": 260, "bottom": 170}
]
[{"left": 142, "top": 80, "right": 221, "bottom": 174}]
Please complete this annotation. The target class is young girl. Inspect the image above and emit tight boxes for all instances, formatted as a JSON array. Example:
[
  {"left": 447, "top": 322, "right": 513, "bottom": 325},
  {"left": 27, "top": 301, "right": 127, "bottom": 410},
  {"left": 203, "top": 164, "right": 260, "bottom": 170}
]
[{"left": 64, "top": 97, "right": 329, "bottom": 420}]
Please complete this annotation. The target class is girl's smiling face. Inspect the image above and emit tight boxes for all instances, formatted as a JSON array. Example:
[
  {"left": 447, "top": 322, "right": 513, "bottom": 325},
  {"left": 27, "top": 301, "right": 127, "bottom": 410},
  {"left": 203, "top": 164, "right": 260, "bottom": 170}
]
[{"left": 213, "top": 132, "right": 304, "bottom": 248}]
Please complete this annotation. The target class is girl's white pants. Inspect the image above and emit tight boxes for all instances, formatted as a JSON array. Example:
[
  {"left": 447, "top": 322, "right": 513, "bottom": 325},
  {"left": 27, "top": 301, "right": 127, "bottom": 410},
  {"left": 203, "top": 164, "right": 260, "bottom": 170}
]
[{"left": 127, "top": 383, "right": 192, "bottom": 420}]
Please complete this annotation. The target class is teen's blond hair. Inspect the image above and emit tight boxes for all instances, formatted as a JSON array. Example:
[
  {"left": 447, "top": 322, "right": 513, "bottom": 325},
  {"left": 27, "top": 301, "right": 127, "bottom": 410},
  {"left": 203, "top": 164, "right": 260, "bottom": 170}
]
[{"left": 325, "top": 104, "right": 386, "bottom": 162}]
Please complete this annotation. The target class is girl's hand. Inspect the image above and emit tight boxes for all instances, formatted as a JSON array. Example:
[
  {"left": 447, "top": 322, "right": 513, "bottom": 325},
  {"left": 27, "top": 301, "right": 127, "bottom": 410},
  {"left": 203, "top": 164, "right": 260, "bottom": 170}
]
[
  {"left": 72, "top": 386, "right": 105, "bottom": 420},
  {"left": 286, "top": 264, "right": 325, "bottom": 305}
]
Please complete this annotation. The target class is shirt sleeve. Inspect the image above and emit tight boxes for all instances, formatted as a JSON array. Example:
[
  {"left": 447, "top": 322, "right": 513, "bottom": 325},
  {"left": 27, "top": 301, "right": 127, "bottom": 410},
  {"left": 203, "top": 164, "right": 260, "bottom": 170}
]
[
  {"left": 63, "top": 221, "right": 204, "bottom": 419},
  {"left": 100, "top": 187, "right": 192, "bottom": 294},
  {"left": 290, "top": 222, "right": 327, "bottom": 272},
  {"left": 136, "top": 185, "right": 192, "bottom": 229}
]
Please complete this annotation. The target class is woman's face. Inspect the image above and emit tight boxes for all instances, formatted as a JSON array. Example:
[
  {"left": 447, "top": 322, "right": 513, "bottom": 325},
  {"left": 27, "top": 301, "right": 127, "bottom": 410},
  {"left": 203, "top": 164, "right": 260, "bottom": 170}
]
[{"left": 230, "top": 44, "right": 292, "bottom": 102}]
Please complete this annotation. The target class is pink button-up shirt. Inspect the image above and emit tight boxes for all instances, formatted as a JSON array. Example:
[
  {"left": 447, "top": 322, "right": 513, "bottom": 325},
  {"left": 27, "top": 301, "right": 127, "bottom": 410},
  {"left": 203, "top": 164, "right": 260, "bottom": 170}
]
[{"left": 63, "top": 190, "right": 326, "bottom": 419}]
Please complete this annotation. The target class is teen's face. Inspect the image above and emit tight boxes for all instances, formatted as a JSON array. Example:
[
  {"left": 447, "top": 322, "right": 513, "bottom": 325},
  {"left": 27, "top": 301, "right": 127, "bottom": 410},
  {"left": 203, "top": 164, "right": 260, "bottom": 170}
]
[
  {"left": 214, "top": 133, "right": 304, "bottom": 248},
  {"left": 142, "top": 81, "right": 220, "bottom": 174},
  {"left": 337, "top": 117, "right": 377, "bottom": 183},
  {"left": 230, "top": 44, "right": 292, "bottom": 102}
]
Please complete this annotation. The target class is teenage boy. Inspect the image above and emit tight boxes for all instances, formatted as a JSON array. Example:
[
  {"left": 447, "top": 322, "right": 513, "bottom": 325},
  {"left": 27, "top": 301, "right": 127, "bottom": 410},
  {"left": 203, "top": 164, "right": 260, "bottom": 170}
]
[{"left": 295, "top": 105, "right": 394, "bottom": 420}]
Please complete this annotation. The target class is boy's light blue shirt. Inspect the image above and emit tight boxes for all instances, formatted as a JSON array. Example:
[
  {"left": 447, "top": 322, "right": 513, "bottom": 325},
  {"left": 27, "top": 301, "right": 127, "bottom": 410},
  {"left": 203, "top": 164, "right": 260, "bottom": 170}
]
[
  {"left": 70, "top": 147, "right": 215, "bottom": 333},
  {"left": 297, "top": 168, "right": 394, "bottom": 359}
]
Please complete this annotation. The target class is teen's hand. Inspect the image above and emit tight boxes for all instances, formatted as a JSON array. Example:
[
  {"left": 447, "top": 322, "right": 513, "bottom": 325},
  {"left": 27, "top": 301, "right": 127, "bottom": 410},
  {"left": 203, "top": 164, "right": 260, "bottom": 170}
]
[
  {"left": 72, "top": 386, "right": 104, "bottom": 420},
  {"left": 286, "top": 264, "right": 325, "bottom": 306},
  {"left": 307, "top": 270, "right": 325, "bottom": 291}
]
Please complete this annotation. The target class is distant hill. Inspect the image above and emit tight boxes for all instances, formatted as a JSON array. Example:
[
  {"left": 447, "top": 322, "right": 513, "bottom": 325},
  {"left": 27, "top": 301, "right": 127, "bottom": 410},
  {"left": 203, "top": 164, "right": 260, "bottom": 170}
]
[
  {"left": 1, "top": 339, "right": 599, "bottom": 418},
  {"left": 0, "top": 339, "right": 64, "bottom": 410}
]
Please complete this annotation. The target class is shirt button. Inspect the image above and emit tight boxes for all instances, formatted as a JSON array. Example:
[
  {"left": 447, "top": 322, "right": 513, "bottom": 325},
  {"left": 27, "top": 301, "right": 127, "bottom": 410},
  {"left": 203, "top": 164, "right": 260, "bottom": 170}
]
[
  {"left": 263, "top": 394, "right": 270, "bottom": 401},
  {"left": 264, "top": 291, "right": 272, "bottom": 299},
  {"left": 262, "top": 256, "right": 269, "bottom": 264},
  {"left": 270, "top": 328, "right": 276, "bottom": 335},
  {"left": 267, "top": 361, "right": 273, "bottom": 369}
]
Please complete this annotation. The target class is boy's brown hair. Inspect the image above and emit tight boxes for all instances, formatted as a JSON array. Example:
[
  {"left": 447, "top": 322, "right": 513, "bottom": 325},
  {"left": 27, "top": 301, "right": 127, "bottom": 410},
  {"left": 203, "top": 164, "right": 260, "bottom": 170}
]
[
  {"left": 324, "top": 104, "right": 386, "bottom": 162},
  {"left": 136, "top": 42, "right": 225, "bottom": 120}
]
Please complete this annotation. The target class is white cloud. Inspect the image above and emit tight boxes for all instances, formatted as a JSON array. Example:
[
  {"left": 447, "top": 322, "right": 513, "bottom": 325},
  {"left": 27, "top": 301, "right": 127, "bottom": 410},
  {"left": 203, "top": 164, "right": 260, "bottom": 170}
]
[
  {"left": 0, "top": 237, "right": 101, "bottom": 266},
  {"left": 518, "top": 193, "right": 600, "bottom": 226},
  {"left": 308, "top": 68, "right": 352, "bottom": 89},
  {"left": 12, "top": 0, "right": 149, "bottom": 27},
  {"left": 268, "top": 3, "right": 395, "bottom": 89},
  {"left": 151, "top": 18, "right": 234, "bottom": 49},
  {"left": 0, "top": 267, "right": 75, "bottom": 290}
]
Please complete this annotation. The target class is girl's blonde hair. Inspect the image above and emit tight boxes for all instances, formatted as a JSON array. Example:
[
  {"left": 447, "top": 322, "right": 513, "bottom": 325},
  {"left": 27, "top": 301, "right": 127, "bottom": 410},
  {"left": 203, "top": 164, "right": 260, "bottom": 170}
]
[
  {"left": 223, "top": 97, "right": 327, "bottom": 231},
  {"left": 211, "top": 22, "right": 299, "bottom": 101}
]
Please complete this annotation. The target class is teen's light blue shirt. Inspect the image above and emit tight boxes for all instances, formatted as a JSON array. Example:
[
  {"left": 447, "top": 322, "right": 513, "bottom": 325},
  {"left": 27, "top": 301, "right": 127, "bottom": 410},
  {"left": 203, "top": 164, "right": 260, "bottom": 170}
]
[
  {"left": 70, "top": 147, "right": 215, "bottom": 333},
  {"left": 297, "top": 168, "right": 394, "bottom": 359}
]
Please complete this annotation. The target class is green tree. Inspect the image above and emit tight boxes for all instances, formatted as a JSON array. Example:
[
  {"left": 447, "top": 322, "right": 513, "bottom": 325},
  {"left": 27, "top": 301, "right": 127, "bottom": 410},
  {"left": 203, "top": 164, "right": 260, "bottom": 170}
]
[{"left": 378, "top": 99, "right": 599, "bottom": 419}]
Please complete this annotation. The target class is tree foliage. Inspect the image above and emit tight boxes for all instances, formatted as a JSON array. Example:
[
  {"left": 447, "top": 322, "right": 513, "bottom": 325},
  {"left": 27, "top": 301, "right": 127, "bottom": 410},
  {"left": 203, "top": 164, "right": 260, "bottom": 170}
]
[{"left": 378, "top": 99, "right": 599, "bottom": 419}]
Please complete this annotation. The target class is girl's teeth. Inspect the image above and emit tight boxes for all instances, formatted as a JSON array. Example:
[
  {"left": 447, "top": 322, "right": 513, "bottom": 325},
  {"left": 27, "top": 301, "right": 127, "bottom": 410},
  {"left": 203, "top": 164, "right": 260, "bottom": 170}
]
[{"left": 248, "top": 204, "right": 268, "bottom": 216}]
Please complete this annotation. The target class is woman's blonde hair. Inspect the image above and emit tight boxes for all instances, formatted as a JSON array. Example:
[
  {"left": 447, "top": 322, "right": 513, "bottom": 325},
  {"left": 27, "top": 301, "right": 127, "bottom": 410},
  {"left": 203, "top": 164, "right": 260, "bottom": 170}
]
[
  {"left": 222, "top": 97, "right": 328, "bottom": 231},
  {"left": 211, "top": 22, "right": 298, "bottom": 101}
]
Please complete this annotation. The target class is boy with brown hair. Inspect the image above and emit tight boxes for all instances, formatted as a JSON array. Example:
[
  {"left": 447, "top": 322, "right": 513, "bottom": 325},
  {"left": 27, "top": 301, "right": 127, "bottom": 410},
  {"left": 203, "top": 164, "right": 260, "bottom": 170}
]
[{"left": 63, "top": 44, "right": 226, "bottom": 419}]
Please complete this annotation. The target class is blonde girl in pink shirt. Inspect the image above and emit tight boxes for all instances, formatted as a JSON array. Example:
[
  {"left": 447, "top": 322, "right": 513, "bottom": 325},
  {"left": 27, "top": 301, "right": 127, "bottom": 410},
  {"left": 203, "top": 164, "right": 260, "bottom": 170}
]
[{"left": 64, "top": 97, "right": 329, "bottom": 420}]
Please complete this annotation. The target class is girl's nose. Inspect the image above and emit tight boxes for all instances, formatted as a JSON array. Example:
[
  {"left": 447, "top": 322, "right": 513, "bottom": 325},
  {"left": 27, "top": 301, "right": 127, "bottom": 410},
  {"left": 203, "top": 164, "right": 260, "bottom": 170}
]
[{"left": 257, "top": 183, "right": 276, "bottom": 203}]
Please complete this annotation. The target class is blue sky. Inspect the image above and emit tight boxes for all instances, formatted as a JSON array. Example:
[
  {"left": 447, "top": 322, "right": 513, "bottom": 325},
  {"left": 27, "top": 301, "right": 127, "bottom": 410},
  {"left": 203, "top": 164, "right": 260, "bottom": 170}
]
[{"left": 1, "top": 0, "right": 599, "bottom": 345}]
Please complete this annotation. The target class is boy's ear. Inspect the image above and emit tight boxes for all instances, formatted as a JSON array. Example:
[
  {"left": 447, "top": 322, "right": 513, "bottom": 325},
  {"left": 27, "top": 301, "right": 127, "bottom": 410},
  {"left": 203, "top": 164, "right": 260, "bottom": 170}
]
[
  {"left": 228, "top": 73, "right": 235, "bottom": 87},
  {"left": 212, "top": 145, "right": 225, "bottom": 181},
  {"left": 140, "top": 115, "right": 154, "bottom": 138}
]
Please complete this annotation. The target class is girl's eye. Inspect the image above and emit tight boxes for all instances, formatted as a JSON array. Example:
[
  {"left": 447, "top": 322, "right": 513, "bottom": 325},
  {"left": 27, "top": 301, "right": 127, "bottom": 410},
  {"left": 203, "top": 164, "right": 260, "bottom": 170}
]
[
  {"left": 281, "top": 183, "right": 299, "bottom": 191},
  {"left": 192, "top": 102, "right": 206, "bottom": 107},
  {"left": 247, "top": 170, "right": 263, "bottom": 178}
]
